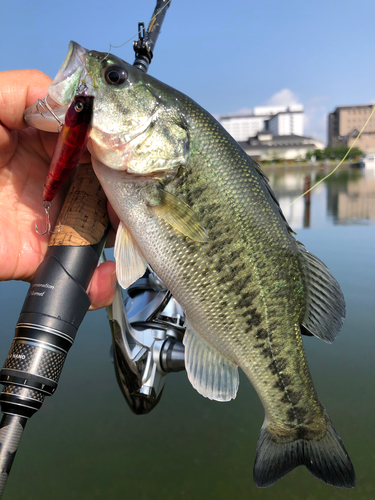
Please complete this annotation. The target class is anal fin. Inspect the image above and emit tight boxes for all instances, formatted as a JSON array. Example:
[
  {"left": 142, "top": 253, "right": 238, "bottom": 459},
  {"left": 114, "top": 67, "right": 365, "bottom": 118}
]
[
  {"left": 183, "top": 322, "right": 239, "bottom": 401},
  {"left": 114, "top": 221, "right": 147, "bottom": 289}
]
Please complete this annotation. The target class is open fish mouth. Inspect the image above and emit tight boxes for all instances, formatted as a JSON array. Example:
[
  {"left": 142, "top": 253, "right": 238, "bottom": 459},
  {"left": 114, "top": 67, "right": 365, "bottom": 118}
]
[
  {"left": 24, "top": 41, "right": 88, "bottom": 132},
  {"left": 49, "top": 41, "right": 87, "bottom": 105}
]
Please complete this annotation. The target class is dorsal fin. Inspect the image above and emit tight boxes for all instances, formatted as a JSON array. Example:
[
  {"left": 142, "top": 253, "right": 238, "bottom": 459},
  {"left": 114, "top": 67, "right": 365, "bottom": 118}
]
[
  {"left": 300, "top": 325, "right": 314, "bottom": 337},
  {"left": 248, "top": 157, "right": 345, "bottom": 343},
  {"left": 250, "top": 158, "right": 296, "bottom": 235},
  {"left": 298, "top": 242, "right": 345, "bottom": 343}
]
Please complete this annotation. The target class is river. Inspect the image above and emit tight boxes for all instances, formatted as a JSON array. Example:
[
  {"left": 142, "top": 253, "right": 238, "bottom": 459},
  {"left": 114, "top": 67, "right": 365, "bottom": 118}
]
[{"left": 0, "top": 165, "right": 374, "bottom": 499}]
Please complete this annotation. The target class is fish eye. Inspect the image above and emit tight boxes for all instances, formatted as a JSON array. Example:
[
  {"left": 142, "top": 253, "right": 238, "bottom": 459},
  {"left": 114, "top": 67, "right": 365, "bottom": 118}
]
[
  {"left": 74, "top": 100, "right": 84, "bottom": 112},
  {"left": 105, "top": 65, "right": 128, "bottom": 85}
]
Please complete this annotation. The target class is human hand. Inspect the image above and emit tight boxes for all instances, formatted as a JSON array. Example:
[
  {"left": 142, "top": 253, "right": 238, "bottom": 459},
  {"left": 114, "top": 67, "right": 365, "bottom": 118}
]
[{"left": 0, "top": 69, "right": 116, "bottom": 309}]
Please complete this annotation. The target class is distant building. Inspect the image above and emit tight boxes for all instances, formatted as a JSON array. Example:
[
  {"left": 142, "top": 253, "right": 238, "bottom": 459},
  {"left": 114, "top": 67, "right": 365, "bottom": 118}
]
[
  {"left": 328, "top": 104, "right": 375, "bottom": 153},
  {"left": 238, "top": 132, "right": 324, "bottom": 162},
  {"left": 219, "top": 114, "right": 268, "bottom": 142},
  {"left": 268, "top": 110, "right": 303, "bottom": 137},
  {"left": 220, "top": 105, "right": 304, "bottom": 142}
]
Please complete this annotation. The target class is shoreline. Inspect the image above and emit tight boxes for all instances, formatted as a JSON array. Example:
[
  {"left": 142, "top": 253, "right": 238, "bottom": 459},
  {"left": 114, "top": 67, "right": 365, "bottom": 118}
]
[{"left": 261, "top": 161, "right": 352, "bottom": 170}]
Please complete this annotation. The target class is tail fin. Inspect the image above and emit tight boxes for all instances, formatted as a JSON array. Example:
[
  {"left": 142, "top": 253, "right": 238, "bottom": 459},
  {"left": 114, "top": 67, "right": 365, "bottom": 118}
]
[{"left": 253, "top": 420, "right": 355, "bottom": 488}]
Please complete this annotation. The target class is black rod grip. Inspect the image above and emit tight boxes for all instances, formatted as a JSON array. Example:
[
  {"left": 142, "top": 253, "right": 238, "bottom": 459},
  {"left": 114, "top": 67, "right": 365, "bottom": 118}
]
[
  {"left": 0, "top": 236, "right": 106, "bottom": 416},
  {"left": 18, "top": 242, "right": 105, "bottom": 338}
]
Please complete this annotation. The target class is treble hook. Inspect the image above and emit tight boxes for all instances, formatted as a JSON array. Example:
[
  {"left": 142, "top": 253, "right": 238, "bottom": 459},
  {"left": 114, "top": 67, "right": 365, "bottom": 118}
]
[
  {"left": 36, "top": 95, "right": 64, "bottom": 132},
  {"left": 35, "top": 201, "right": 61, "bottom": 235}
]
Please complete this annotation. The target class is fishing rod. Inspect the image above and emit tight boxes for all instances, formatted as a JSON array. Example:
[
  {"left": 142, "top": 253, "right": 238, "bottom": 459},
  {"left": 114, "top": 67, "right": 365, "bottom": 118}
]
[
  {"left": 105, "top": 0, "right": 186, "bottom": 415},
  {"left": 0, "top": 167, "right": 109, "bottom": 497},
  {"left": 0, "top": 1, "right": 176, "bottom": 496}
]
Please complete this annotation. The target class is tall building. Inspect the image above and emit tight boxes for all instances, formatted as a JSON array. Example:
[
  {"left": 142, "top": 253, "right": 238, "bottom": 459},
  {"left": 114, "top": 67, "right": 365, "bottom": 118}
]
[
  {"left": 328, "top": 104, "right": 375, "bottom": 153},
  {"left": 219, "top": 114, "right": 268, "bottom": 142},
  {"left": 220, "top": 105, "right": 304, "bottom": 142},
  {"left": 268, "top": 111, "right": 303, "bottom": 137}
]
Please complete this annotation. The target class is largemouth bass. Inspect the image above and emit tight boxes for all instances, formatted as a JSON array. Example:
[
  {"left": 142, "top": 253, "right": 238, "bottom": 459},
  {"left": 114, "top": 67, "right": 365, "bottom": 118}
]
[{"left": 25, "top": 41, "right": 355, "bottom": 488}]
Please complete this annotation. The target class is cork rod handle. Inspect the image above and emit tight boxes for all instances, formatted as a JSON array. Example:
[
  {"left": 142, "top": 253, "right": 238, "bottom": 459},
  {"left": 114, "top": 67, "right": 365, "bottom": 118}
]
[{"left": 49, "top": 163, "right": 109, "bottom": 247}]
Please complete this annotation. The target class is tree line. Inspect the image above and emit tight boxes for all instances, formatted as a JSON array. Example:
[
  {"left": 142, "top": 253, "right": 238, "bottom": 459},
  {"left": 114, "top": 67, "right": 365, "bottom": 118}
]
[{"left": 306, "top": 146, "right": 362, "bottom": 161}]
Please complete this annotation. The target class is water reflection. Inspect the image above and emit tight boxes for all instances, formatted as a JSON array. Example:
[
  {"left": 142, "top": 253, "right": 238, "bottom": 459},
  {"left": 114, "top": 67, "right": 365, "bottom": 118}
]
[
  {"left": 264, "top": 165, "right": 375, "bottom": 229},
  {"left": 335, "top": 173, "right": 375, "bottom": 224},
  {"left": 1, "top": 164, "right": 375, "bottom": 500}
]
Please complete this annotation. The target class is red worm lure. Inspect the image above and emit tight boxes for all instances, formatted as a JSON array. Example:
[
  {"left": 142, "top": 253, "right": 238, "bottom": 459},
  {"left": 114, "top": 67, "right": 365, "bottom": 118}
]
[{"left": 36, "top": 94, "right": 94, "bottom": 234}]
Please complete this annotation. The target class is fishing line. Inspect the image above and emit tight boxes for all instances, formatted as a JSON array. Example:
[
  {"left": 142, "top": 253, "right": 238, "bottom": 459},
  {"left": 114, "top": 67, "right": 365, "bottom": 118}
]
[
  {"left": 289, "top": 105, "right": 375, "bottom": 207},
  {"left": 101, "top": 0, "right": 172, "bottom": 60}
]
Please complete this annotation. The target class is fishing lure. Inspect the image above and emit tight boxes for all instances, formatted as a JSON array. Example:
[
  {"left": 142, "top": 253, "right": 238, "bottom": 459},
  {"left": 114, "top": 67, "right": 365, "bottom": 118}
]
[{"left": 36, "top": 94, "right": 94, "bottom": 234}]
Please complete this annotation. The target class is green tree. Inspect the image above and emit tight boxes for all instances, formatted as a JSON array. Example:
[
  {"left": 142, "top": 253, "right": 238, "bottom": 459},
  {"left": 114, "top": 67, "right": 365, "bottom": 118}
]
[
  {"left": 306, "top": 149, "right": 325, "bottom": 161},
  {"left": 326, "top": 145, "right": 362, "bottom": 160},
  {"left": 307, "top": 146, "right": 363, "bottom": 162},
  {"left": 324, "top": 146, "right": 336, "bottom": 160},
  {"left": 345, "top": 146, "right": 363, "bottom": 159}
]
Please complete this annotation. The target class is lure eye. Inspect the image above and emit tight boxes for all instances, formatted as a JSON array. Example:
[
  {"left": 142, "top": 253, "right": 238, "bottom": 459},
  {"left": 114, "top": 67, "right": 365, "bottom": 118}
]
[
  {"left": 74, "top": 100, "right": 84, "bottom": 112},
  {"left": 105, "top": 65, "right": 128, "bottom": 85}
]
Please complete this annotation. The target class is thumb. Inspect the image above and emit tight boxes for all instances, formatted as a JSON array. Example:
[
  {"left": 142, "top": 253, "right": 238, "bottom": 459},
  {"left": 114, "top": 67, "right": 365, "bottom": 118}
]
[{"left": 0, "top": 69, "right": 52, "bottom": 168}]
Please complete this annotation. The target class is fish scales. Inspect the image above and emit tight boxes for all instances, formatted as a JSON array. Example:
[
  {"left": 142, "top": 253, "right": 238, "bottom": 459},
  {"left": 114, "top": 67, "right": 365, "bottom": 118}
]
[
  {"left": 163, "top": 99, "right": 324, "bottom": 432},
  {"left": 24, "top": 41, "right": 355, "bottom": 488},
  {"left": 96, "top": 95, "right": 325, "bottom": 434}
]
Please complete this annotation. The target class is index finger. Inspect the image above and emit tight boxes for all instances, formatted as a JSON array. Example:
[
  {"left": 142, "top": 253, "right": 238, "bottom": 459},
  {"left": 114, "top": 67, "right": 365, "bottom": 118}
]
[{"left": 0, "top": 69, "right": 52, "bottom": 130}]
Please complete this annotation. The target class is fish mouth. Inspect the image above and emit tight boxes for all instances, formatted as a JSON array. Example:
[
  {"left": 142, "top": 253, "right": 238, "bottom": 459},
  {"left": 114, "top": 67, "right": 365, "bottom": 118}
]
[
  {"left": 48, "top": 41, "right": 87, "bottom": 105},
  {"left": 24, "top": 41, "right": 88, "bottom": 132}
]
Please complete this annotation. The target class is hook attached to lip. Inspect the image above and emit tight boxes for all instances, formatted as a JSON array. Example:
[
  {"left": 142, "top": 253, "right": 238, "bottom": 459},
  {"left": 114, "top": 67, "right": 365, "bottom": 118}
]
[
  {"left": 35, "top": 201, "right": 61, "bottom": 235},
  {"left": 36, "top": 96, "right": 64, "bottom": 132}
]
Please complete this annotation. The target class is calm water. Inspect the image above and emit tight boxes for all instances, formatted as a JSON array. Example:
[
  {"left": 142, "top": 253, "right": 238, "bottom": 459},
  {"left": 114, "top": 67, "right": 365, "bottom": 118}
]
[{"left": 0, "top": 165, "right": 374, "bottom": 500}]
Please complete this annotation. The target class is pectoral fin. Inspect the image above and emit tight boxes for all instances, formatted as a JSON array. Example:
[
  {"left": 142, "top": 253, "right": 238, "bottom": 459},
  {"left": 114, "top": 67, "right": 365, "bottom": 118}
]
[
  {"left": 150, "top": 190, "right": 208, "bottom": 243},
  {"left": 183, "top": 322, "right": 239, "bottom": 401},
  {"left": 114, "top": 222, "right": 147, "bottom": 289}
]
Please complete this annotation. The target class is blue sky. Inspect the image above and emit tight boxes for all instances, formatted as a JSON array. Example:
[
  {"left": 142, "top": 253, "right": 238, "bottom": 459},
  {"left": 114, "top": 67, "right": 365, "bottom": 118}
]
[{"left": 1, "top": 0, "right": 374, "bottom": 143}]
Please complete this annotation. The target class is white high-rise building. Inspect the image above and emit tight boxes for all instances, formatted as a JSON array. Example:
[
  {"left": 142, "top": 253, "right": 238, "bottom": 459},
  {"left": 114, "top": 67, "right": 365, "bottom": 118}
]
[
  {"left": 268, "top": 110, "right": 303, "bottom": 136},
  {"left": 219, "top": 115, "right": 268, "bottom": 142}
]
